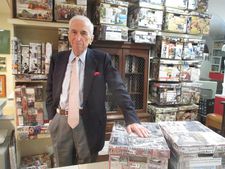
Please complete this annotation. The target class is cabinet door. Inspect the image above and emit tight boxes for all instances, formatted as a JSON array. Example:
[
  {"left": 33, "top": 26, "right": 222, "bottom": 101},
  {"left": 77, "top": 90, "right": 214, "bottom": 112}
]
[
  {"left": 122, "top": 48, "right": 149, "bottom": 113},
  {"left": 92, "top": 47, "right": 123, "bottom": 113}
]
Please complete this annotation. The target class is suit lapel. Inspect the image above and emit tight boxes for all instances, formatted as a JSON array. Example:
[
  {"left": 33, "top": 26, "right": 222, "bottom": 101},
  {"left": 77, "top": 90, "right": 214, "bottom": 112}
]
[
  {"left": 57, "top": 51, "right": 70, "bottom": 97},
  {"left": 83, "top": 48, "right": 97, "bottom": 102}
]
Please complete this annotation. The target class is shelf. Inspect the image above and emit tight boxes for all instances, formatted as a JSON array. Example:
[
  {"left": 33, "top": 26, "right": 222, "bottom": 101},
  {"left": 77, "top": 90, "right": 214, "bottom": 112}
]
[
  {"left": 158, "top": 32, "right": 203, "bottom": 39},
  {"left": 15, "top": 80, "right": 47, "bottom": 83},
  {"left": 8, "top": 18, "right": 68, "bottom": 28},
  {"left": 17, "top": 125, "right": 50, "bottom": 140},
  {"left": 0, "top": 115, "right": 14, "bottom": 120}
]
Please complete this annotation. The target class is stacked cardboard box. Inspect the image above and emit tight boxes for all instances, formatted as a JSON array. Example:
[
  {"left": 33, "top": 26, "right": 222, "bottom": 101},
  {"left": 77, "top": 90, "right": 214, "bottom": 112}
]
[
  {"left": 148, "top": 104, "right": 177, "bottom": 122},
  {"left": 109, "top": 121, "right": 170, "bottom": 169},
  {"left": 159, "top": 121, "right": 225, "bottom": 169}
]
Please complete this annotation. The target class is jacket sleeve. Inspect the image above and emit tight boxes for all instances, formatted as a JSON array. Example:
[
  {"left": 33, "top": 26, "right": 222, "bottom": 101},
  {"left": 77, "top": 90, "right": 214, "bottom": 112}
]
[
  {"left": 104, "top": 53, "right": 140, "bottom": 125},
  {"left": 46, "top": 54, "right": 55, "bottom": 120}
]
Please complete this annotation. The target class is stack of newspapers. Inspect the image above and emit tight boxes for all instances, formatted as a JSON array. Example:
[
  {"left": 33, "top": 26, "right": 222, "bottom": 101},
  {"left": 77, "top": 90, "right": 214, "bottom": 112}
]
[
  {"left": 159, "top": 121, "right": 225, "bottom": 169},
  {"left": 108, "top": 121, "right": 170, "bottom": 169}
]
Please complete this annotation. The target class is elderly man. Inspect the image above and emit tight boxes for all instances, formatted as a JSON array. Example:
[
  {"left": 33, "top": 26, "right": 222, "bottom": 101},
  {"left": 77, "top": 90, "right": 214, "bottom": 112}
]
[{"left": 46, "top": 15, "right": 149, "bottom": 167}]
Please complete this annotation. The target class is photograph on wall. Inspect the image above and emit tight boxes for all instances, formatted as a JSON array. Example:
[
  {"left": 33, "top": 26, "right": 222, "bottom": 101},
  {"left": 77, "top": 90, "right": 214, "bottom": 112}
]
[
  {"left": 0, "top": 30, "right": 10, "bottom": 54},
  {"left": 0, "top": 56, "right": 6, "bottom": 72},
  {"left": 0, "top": 75, "right": 6, "bottom": 97}
]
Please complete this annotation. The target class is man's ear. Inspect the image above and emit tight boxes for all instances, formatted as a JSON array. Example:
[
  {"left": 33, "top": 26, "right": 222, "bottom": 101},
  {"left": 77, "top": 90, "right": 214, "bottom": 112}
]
[{"left": 89, "top": 35, "right": 94, "bottom": 45}]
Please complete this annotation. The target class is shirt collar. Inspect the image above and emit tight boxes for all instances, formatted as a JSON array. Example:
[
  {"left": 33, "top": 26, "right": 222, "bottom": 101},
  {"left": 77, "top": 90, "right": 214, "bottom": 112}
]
[{"left": 69, "top": 49, "right": 87, "bottom": 64}]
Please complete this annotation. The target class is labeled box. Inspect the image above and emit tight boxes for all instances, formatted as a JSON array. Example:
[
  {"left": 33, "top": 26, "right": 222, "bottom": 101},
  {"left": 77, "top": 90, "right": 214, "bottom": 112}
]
[
  {"left": 149, "top": 82, "right": 181, "bottom": 105},
  {"left": 16, "top": 0, "right": 53, "bottom": 21},
  {"left": 128, "top": 7, "right": 163, "bottom": 30}
]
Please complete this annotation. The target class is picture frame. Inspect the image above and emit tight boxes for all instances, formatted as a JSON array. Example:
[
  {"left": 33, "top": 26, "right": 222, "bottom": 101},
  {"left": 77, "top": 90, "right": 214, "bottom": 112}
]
[
  {"left": 0, "top": 75, "right": 6, "bottom": 97},
  {"left": 0, "top": 56, "right": 6, "bottom": 72},
  {"left": 0, "top": 30, "right": 10, "bottom": 54}
]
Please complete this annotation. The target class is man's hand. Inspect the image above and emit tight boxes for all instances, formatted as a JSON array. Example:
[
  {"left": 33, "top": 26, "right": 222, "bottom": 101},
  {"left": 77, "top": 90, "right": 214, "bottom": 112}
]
[{"left": 126, "top": 123, "right": 150, "bottom": 138}]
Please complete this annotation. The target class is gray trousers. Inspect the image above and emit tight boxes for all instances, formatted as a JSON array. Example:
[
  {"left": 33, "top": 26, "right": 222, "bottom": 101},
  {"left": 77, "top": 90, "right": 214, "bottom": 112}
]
[{"left": 49, "top": 114, "right": 98, "bottom": 167}]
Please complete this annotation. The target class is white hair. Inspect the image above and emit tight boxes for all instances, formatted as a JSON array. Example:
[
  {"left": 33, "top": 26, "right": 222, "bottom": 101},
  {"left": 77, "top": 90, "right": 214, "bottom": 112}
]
[{"left": 69, "top": 15, "right": 94, "bottom": 35}]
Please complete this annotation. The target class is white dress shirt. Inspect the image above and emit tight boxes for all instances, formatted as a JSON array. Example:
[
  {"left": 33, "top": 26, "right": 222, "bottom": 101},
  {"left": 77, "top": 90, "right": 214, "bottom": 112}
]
[{"left": 59, "top": 49, "right": 86, "bottom": 110}]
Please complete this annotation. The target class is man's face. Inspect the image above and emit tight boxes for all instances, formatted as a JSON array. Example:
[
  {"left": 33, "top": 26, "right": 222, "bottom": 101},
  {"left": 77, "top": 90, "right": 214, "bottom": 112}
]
[{"left": 68, "top": 19, "right": 93, "bottom": 56}]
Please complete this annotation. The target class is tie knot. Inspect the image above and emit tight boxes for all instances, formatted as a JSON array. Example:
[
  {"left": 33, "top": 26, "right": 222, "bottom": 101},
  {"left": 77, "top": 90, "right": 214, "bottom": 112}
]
[{"left": 72, "top": 57, "right": 79, "bottom": 63}]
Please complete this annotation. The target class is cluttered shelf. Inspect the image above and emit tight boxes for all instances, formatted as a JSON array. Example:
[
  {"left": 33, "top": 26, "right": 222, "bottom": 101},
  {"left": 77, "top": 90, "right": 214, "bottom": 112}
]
[{"left": 8, "top": 18, "right": 68, "bottom": 28}]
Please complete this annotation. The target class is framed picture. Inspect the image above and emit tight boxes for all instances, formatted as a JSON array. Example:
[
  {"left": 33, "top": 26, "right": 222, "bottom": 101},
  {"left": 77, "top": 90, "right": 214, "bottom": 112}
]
[
  {"left": 0, "top": 30, "right": 10, "bottom": 54},
  {"left": 0, "top": 57, "right": 6, "bottom": 72},
  {"left": 0, "top": 75, "right": 6, "bottom": 97}
]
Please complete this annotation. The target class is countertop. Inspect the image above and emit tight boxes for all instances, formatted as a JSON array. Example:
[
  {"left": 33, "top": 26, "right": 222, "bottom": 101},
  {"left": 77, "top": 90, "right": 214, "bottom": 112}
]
[{"left": 53, "top": 161, "right": 108, "bottom": 169}]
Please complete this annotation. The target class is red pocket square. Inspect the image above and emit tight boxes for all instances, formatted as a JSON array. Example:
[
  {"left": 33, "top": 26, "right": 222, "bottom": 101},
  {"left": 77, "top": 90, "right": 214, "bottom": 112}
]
[{"left": 94, "top": 71, "right": 101, "bottom": 76}]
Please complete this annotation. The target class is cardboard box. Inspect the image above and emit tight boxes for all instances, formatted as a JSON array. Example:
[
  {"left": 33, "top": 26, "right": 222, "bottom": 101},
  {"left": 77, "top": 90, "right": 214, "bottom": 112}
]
[
  {"left": 165, "top": 0, "right": 188, "bottom": 9},
  {"left": 96, "top": 25, "right": 128, "bottom": 41},
  {"left": 176, "top": 104, "right": 198, "bottom": 121},
  {"left": 159, "top": 121, "right": 225, "bottom": 169},
  {"left": 181, "top": 82, "right": 200, "bottom": 104},
  {"left": 129, "top": 0, "right": 164, "bottom": 9},
  {"left": 16, "top": 0, "right": 53, "bottom": 21},
  {"left": 109, "top": 121, "right": 170, "bottom": 169},
  {"left": 150, "top": 59, "right": 181, "bottom": 81},
  {"left": 130, "top": 30, "right": 156, "bottom": 44},
  {"left": 94, "top": 3, "right": 128, "bottom": 26},
  {"left": 163, "top": 11, "right": 188, "bottom": 33},
  {"left": 149, "top": 82, "right": 181, "bottom": 105},
  {"left": 148, "top": 104, "right": 177, "bottom": 122},
  {"left": 54, "top": 3, "right": 87, "bottom": 22},
  {"left": 187, "top": 15, "right": 211, "bottom": 35},
  {"left": 128, "top": 7, "right": 163, "bottom": 30}
]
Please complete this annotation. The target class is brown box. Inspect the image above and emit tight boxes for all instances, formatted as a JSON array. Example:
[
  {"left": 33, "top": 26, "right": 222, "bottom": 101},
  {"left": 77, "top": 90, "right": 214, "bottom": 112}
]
[{"left": 16, "top": 0, "right": 53, "bottom": 21}]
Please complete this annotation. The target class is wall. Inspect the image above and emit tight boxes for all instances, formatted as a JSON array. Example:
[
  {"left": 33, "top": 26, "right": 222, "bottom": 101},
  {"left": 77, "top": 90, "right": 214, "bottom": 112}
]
[
  {"left": 200, "top": 0, "right": 225, "bottom": 80},
  {"left": 0, "top": 12, "right": 14, "bottom": 101}
]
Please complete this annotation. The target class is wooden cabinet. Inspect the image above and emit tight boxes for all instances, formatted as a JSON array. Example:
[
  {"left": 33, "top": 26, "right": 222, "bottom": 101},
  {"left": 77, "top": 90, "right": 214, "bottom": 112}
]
[{"left": 92, "top": 41, "right": 150, "bottom": 139}]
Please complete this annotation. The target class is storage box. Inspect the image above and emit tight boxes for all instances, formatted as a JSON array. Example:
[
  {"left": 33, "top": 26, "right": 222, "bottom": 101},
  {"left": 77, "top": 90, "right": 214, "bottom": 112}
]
[
  {"left": 187, "top": 14, "right": 211, "bottom": 35},
  {"left": 130, "top": 30, "right": 156, "bottom": 44},
  {"left": 96, "top": 25, "right": 128, "bottom": 41},
  {"left": 128, "top": 7, "right": 163, "bottom": 30},
  {"left": 180, "top": 63, "right": 200, "bottom": 81},
  {"left": 17, "top": 125, "right": 49, "bottom": 140},
  {"left": 97, "top": 0, "right": 129, "bottom": 7},
  {"left": 129, "top": 0, "right": 164, "bottom": 9},
  {"left": 176, "top": 104, "right": 198, "bottom": 121},
  {"left": 149, "top": 82, "right": 181, "bottom": 105},
  {"left": 20, "top": 153, "right": 52, "bottom": 168},
  {"left": 181, "top": 82, "right": 200, "bottom": 104},
  {"left": 163, "top": 11, "right": 188, "bottom": 33},
  {"left": 164, "top": 0, "right": 188, "bottom": 9},
  {"left": 109, "top": 121, "right": 170, "bottom": 169},
  {"left": 16, "top": 0, "right": 53, "bottom": 21},
  {"left": 157, "top": 37, "right": 183, "bottom": 59},
  {"left": 54, "top": 2, "right": 87, "bottom": 22},
  {"left": 94, "top": 3, "right": 128, "bottom": 26},
  {"left": 159, "top": 121, "right": 225, "bottom": 169},
  {"left": 196, "top": 0, "right": 209, "bottom": 13},
  {"left": 15, "top": 85, "right": 45, "bottom": 127},
  {"left": 150, "top": 59, "right": 181, "bottom": 81},
  {"left": 148, "top": 104, "right": 177, "bottom": 122},
  {"left": 187, "top": 0, "right": 198, "bottom": 10},
  {"left": 182, "top": 40, "right": 205, "bottom": 60}
]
